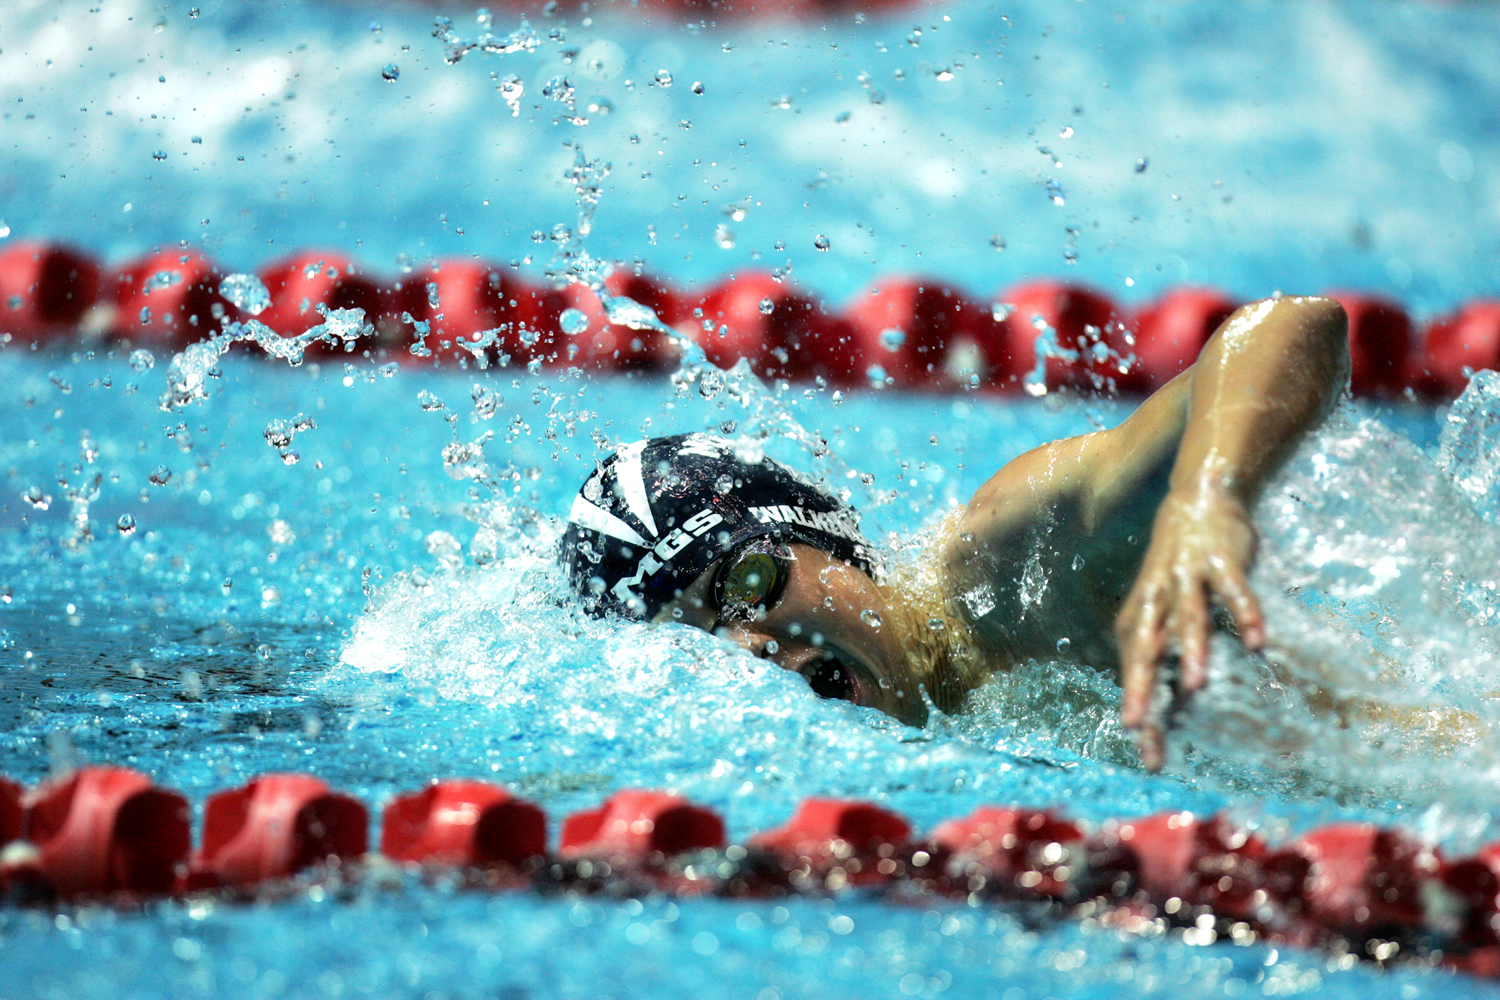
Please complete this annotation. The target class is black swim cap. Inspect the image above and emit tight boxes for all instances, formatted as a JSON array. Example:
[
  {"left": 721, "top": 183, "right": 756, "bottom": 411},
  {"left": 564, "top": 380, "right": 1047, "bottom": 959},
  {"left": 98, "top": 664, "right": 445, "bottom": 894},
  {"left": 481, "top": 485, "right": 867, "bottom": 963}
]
[{"left": 561, "top": 434, "right": 879, "bottom": 620}]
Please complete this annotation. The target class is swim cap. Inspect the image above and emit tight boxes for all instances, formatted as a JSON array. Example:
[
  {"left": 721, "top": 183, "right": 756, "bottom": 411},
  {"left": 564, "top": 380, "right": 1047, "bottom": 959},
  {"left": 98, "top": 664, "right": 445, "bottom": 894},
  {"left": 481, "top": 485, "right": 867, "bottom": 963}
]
[{"left": 561, "top": 434, "right": 879, "bottom": 620}]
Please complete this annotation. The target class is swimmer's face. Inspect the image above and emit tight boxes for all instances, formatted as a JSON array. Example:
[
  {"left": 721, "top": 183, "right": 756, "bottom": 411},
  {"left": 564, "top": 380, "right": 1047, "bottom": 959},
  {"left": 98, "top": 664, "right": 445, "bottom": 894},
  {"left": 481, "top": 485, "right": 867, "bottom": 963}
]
[{"left": 659, "top": 541, "right": 927, "bottom": 726}]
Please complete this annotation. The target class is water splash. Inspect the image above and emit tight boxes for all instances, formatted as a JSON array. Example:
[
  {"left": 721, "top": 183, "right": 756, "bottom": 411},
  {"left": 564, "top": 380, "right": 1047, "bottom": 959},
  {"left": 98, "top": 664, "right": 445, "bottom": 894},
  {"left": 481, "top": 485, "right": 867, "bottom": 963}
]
[
  {"left": 159, "top": 305, "right": 373, "bottom": 411},
  {"left": 432, "top": 11, "right": 540, "bottom": 65}
]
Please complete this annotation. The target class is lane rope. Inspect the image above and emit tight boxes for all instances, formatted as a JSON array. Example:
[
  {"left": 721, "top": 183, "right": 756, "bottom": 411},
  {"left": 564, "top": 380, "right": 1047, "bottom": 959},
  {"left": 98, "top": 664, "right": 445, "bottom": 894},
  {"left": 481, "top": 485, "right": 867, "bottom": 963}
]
[
  {"left": 1, "top": 242, "right": 1492, "bottom": 398},
  {"left": 3, "top": 768, "right": 1500, "bottom": 978}
]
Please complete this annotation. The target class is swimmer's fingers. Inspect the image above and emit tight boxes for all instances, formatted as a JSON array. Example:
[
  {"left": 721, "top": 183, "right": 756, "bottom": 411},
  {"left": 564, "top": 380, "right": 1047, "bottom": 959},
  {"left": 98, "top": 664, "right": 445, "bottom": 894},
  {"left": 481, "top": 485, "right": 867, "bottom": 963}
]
[
  {"left": 1117, "top": 583, "right": 1169, "bottom": 731},
  {"left": 1172, "top": 571, "right": 1212, "bottom": 694},
  {"left": 1212, "top": 562, "right": 1265, "bottom": 654},
  {"left": 1136, "top": 720, "right": 1166, "bottom": 773}
]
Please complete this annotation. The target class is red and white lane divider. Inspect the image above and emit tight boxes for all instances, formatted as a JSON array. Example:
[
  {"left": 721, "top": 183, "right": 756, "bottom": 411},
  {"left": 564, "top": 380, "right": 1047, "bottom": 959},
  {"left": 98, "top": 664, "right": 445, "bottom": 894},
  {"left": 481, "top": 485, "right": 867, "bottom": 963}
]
[
  {"left": 1, "top": 240, "right": 1495, "bottom": 398},
  {"left": 3, "top": 767, "right": 1500, "bottom": 977}
]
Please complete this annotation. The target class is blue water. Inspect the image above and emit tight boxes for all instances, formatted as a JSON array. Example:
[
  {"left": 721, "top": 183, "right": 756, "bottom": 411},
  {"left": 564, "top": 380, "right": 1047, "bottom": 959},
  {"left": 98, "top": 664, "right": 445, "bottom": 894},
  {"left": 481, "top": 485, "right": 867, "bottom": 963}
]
[{"left": 4, "top": 0, "right": 1500, "bottom": 998}]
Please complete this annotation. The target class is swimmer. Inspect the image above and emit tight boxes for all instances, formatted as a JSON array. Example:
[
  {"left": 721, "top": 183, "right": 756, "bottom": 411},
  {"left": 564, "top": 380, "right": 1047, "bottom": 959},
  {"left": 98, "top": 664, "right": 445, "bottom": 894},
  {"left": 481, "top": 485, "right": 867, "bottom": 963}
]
[{"left": 560, "top": 295, "right": 1351, "bottom": 771}]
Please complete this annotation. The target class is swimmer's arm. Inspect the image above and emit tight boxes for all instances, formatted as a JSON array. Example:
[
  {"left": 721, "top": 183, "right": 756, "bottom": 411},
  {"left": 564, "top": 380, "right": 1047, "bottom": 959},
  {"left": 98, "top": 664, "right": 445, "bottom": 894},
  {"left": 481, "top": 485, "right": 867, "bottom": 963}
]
[
  {"left": 945, "top": 296, "right": 1348, "bottom": 761},
  {"left": 1112, "top": 296, "right": 1349, "bottom": 767}
]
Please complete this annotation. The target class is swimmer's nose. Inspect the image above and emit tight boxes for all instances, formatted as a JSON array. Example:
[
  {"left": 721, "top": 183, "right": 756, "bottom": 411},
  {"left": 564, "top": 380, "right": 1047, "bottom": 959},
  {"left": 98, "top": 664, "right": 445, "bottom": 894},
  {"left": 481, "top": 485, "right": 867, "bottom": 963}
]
[{"left": 716, "top": 623, "right": 774, "bottom": 658}]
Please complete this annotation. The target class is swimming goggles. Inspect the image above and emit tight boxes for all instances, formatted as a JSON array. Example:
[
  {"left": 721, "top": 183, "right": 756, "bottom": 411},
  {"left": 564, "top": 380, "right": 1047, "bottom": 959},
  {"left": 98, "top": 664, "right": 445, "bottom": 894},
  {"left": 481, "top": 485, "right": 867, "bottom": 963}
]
[{"left": 713, "top": 537, "right": 792, "bottom": 623}]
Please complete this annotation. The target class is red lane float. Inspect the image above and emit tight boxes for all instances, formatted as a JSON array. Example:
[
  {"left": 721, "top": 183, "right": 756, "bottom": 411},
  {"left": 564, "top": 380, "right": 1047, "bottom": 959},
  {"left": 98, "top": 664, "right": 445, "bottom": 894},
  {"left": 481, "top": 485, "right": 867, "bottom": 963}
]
[
  {"left": 930, "top": 807, "right": 1086, "bottom": 900},
  {"left": 843, "top": 278, "right": 987, "bottom": 389},
  {"left": 750, "top": 798, "right": 913, "bottom": 888},
  {"left": 686, "top": 271, "right": 824, "bottom": 382},
  {"left": 0, "top": 239, "right": 1487, "bottom": 398},
  {"left": 18, "top": 767, "right": 190, "bottom": 898},
  {"left": 1327, "top": 292, "right": 1413, "bottom": 397},
  {"left": 257, "top": 251, "right": 384, "bottom": 349},
  {"left": 110, "top": 249, "right": 238, "bottom": 348},
  {"left": 1417, "top": 300, "right": 1500, "bottom": 398},
  {"left": 993, "top": 280, "right": 1141, "bottom": 393},
  {"left": 0, "top": 241, "right": 102, "bottom": 343},
  {"left": 382, "top": 780, "right": 546, "bottom": 867},
  {"left": 1130, "top": 288, "right": 1239, "bottom": 392},
  {"left": 8, "top": 769, "right": 1500, "bottom": 977},
  {"left": 559, "top": 789, "right": 725, "bottom": 860},
  {"left": 191, "top": 774, "right": 367, "bottom": 889},
  {"left": 1289, "top": 823, "right": 1438, "bottom": 939},
  {"left": 0, "top": 777, "right": 20, "bottom": 847}
]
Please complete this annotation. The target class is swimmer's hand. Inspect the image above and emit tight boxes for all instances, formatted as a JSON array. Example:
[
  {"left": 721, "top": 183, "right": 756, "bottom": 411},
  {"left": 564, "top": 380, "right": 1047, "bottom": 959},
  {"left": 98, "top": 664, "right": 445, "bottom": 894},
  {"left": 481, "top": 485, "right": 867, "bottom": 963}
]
[{"left": 1115, "top": 484, "right": 1265, "bottom": 771}]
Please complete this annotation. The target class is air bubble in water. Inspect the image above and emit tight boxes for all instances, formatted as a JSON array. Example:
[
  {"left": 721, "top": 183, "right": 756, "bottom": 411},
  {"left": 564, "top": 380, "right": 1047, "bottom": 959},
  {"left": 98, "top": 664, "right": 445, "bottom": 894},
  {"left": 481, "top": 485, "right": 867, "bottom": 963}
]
[
  {"left": 149, "top": 466, "right": 172, "bottom": 486},
  {"left": 382, "top": 63, "right": 400, "bottom": 82},
  {"left": 559, "top": 308, "right": 589, "bottom": 335},
  {"left": 861, "top": 609, "right": 883, "bottom": 629},
  {"left": 813, "top": 234, "right": 831, "bottom": 252},
  {"left": 116, "top": 514, "right": 136, "bottom": 536},
  {"left": 691, "top": 81, "right": 705, "bottom": 95},
  {"left": 880, "top": 328, "right": 906, "bottom": 351},
  {"left": 129, "top": 349, "right": 155, "bottom": 371},
  {"left": 1135, "top": 157, "right": 1149, "bottom": 173},
  {"left": 22, "top": 486, "right": 51, "bottom": 510},
  {"left": 152, "top": 150, "right": 167, "bottom": 161},
  {"left": 758, "top": 298, "right": 775, "bottom": 315},
  {"left": 654, "top": 69, "right": 673, "bottom": 87},
  {"left": 219, "top": 273, "right": 270, "bottom": 315}
]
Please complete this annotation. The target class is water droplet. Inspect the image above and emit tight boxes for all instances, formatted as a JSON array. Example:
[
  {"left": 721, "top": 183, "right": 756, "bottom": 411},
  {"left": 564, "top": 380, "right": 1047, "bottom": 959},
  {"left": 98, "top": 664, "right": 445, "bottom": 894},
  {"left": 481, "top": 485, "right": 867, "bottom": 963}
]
[
  {"left": 813, "top": 234, "right": 831, "bottom": 252},
  {"left": 382, "top": 63, "right": 400, "bottom": 82},
  {"left": 1046, "top": 178, "right": 1066, "bottom": 206},
  {"left": 218, "top": 273, "right": 270, "bottom": 315},
  {"left": 151, "top": 150, "right": 167, "bottom": 161},
  {"left": 22, "top": 486, "right": 51, "bottom": 510},
  {"left": 934, "top": 67, "right": 954, "bottom": 82},
  {"left": 927, "top": 617, "right": 946, "bottom": 632},
  {"left": 1056, "top": 637, "right": 1072, "bottom": 653},
  {"left": 1135, "top": 157, "right": 1149, "bottom": 174},
  {"left": 149, "top": 466, "right": 173, "bottom": 486},
  {"left": 764, "top": 639, "right": 779, "bottom": 655},
  {"left": 989, "top": 235, "right": 1006, "bottom": 251},
  {"left": 757, "top": 298, "right": 776, "bottom": 316},
  {"left": 1059, "top": 126, "right": 1074, "bottom": 138},
  {"left": 268, "top": 520, "right": 296, "bottom": 546},
  {"left": 559, "top": 307, "right": 589, "bottom": 335},
  {"left": 860, "top": 609, "right": 883, "bottom": 630},
  {"left": 1071, "top": 553, "right": 1085, "bottom": 571},
  {"left": 691, "top": 81, "right": 705, "bottom": 95},
  {"left": 879, "top": 328, "right": 906, "bottom": 351},
  {"left": 116, "top": 514, "right": 136, "bottom": 536},
  {"left": 714, "top": 474, "right": 734, "bottom": 493},
  {"left": 866, "top": 364, "right": 890, "bottom": 388},
  {"left": 654, "top": 69, "right": 673, "bottom": 87},
  {"left": 714, "top": 225, "right": 735, "bottom": 249}
]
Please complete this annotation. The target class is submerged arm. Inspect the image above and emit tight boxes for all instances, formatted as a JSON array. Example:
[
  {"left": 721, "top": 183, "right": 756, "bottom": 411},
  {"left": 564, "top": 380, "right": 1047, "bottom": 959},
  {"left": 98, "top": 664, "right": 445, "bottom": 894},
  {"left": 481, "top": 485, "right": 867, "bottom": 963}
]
[{"left": 1114, "top": 296, "right": 1349, "bottom": 768}]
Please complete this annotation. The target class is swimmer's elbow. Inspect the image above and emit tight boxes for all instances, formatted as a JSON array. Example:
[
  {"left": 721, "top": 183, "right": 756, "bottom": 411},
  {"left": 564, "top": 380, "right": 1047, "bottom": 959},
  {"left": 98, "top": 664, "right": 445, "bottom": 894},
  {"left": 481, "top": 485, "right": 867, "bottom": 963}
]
[{"left": 1286, "top": 295, "right": 1352, "bottom": 399}]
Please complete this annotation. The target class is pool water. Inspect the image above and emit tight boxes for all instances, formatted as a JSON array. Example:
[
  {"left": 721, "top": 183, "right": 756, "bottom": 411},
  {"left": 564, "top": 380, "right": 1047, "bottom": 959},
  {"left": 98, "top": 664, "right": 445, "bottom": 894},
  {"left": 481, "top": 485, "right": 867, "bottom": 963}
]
[{"left": 4, "top": 0, "right": 1500, "bottom": 997}]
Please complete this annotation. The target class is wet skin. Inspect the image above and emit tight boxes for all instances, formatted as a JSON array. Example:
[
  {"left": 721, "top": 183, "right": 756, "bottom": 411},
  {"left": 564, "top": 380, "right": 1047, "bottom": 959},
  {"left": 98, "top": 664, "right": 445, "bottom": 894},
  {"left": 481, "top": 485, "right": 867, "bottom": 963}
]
[
  {"left": 659, "top": 543, "right": 929, "bottom": 726},
  {"left": 666, "top": 296, "right": 1351, "bottom": 772}
]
